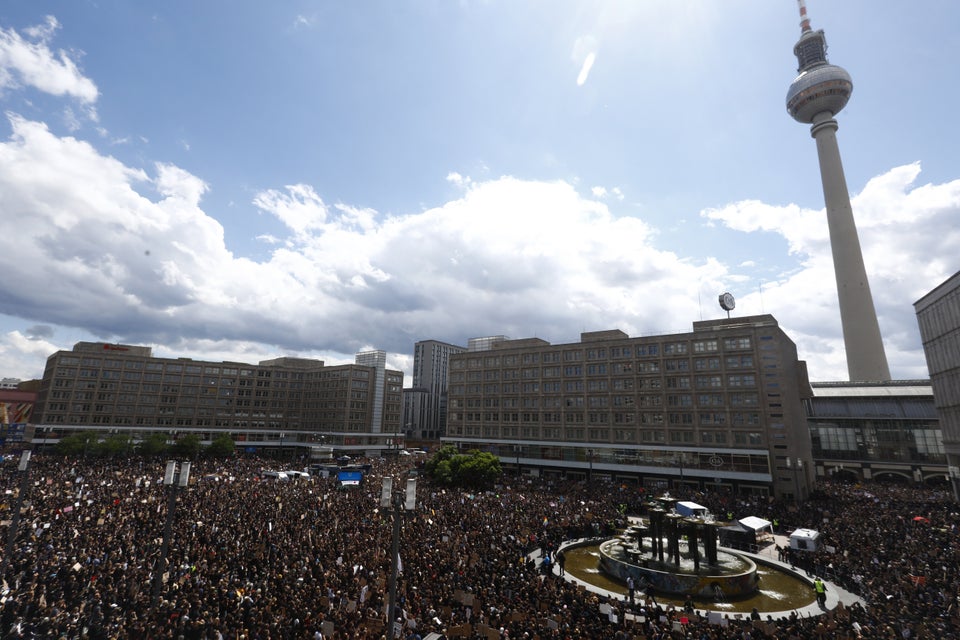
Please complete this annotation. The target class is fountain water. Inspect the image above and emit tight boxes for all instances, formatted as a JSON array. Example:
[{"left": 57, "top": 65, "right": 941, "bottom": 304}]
[{"left": 597, "top": 503, "right": 759, "bottom": 599}]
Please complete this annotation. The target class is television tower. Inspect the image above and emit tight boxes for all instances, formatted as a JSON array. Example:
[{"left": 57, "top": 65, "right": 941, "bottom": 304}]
[{"left": 786, "top": 0, "right": 890, "bottom": 382}]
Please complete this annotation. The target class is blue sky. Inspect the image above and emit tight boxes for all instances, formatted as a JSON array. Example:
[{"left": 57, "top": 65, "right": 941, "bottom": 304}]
[{"left": 0, "top": 1, "right": 958, "bottom": 383}]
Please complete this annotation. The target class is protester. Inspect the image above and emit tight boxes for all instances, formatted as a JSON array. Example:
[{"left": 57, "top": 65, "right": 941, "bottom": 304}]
[{"left": 0, "top": 452, "right": 956, "bottom": 639}]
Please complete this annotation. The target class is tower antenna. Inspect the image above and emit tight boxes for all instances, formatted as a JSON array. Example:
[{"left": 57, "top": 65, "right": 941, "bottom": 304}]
[{"left": 797, "top": 0, "right": 812, "bottom": 33}]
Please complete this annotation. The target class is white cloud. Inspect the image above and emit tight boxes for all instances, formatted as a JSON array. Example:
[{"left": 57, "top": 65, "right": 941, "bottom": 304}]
[
  {"left": 446, "top": 171, "right": 471, "bottom": 187},
  {"left": 253, "top": 183, "right": 328, "bottom": 236},
  {"left": 0, "top": 111, "right": 956, "bottom": 384},
  {"left": 293, "top": 14, "right": 314, "bottom": 29},
  {"left": 0, "top": 16, "right": 98, "bottom": 104},
  {"left": 702, "top": 163, "right": 960, "bottom": 380},
  {"left": 592, "top": 185, "right": 625, "bottom": 201}
]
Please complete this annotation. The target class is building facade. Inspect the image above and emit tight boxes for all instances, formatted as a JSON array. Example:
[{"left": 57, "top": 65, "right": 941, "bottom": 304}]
[
  {"left": 406, "top": 340, "right": 467, "bottom": 441},
  {"left": 443, "top": 315, "right": 813, "bottom": 499},
  {"left": 31, "top": 342, "right": 404, "bottom": 457},
  {"left": 915, "top": 270, "right": 960, "bottom": 500},
  {"left": 805, "top": 381, "right": 944, "bottom": 486}
]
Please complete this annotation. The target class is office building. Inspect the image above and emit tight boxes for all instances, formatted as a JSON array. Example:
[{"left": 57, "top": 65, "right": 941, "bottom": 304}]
[
  {"left": 444, "top": 315, "right": 813, "bottom": 499},
  {"left": 406, "top": 340, "right": 467, "bottom": 441},
  {"left": 30, "top": 342, "right": 404, "bottom": 457},
  {"left": 915, "top": 270, "right": 960, "bottom": 500}
]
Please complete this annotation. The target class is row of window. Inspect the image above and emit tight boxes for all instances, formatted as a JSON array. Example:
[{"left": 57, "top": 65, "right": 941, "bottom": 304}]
[
  {"left": 451, "top": 338, "right": 756, "bottom": 370},
  {"left": 449, "top": 424, "right": 765, "bottom": 446},
  {"left": 454, "top": 392, "right": 760, "bottom": 409},
  {"left": 449, "top": 374, "right": 756, "bottom": 395}
]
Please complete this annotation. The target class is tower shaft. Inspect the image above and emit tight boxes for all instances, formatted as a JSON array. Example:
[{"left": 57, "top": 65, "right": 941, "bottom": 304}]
[
  {"left": 786, "top": 1, "right": 891, "bottom": 382},
  {"left": 811, "top": 114, "right": 890, "bottom": 381}
]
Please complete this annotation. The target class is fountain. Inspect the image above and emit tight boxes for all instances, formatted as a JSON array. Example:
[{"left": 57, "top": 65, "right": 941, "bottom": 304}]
[{"left": 596, "top": 500, "right": 759, "bottom": 599}]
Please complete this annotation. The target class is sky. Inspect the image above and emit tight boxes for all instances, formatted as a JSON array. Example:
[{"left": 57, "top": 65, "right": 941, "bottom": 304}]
[{"left": 0, "top": 1, "right": 958, "bottom": 384}]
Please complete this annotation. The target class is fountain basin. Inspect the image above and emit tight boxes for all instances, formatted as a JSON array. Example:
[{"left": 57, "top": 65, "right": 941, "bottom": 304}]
[{"left": 598, "top": 537, "right": 759, "bottom": 598}]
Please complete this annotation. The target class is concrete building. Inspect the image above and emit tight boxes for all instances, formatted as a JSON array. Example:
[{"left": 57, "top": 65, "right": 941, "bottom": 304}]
[
  {"left": 406, "top": 340, "right": 467, "bottom": 441},
  {"left": 30, "top": 342, "right": 404, "bottom": 457},
  {"left": 786, "top": 1, "right": 890, "bottom": 381},
  {"left": 915, "top": 270, "right": 960, "bottom": 500},
  {"left": 805, "top": 380, "right": 944, "bottom": 485},
  {"left": 443, "top": 315, "right": 813, "bottom": 499}
]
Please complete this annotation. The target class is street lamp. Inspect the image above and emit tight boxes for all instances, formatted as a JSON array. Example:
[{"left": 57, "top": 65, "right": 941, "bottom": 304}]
[
  {"left": 152, "top": 460, "right": 191, "bottom": 607},
  {"left": 587, "top": 449, "right": 593, "bottom": 485},
  {"left": 0, "top": 450, "right": 32, "bottom": 581},
  {"left": 514, "top": 444, "right": 522, "bottom": 478},
  {"left": 786, "top": 457, "right": 803, "bottom": 504},
  {"left": 380, "top": 475, "right": 417, "bottom": 634},
  {"left": 279, "top": 432, "right": 286, "bottom": 462}
]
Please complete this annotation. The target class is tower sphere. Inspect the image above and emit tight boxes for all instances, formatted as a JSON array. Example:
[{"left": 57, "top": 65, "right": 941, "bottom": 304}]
[{"left": 786, "top": 63, "right": 852, "bottom": 124}]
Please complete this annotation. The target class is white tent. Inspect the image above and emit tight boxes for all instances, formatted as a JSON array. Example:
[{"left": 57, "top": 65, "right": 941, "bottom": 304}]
[
  {"left": 738, "top": 516, "right": 772, "bottom": 534},
  {"left": 738, "top": 516, "right": 774, "bottom": 542},
  {"left": 676, "top": 501, "right": 708, "bottom": 518}
]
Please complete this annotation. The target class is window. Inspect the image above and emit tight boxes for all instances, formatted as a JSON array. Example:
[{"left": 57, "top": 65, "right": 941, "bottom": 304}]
[
  {"left": 723, "top": 337, "right": 752, "bottom": 350},
  {"left": 692, "top": 340, "right": 718, "bottom": 353}
]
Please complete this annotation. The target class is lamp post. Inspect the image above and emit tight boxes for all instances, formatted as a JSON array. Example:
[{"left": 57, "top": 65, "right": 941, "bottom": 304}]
[
  {"left": 786, "top": 457, "right": 803, "bottom": 505},
  {"left": 0, "top": 450, "right": 32, "bottom": 582},
  {"left": 152, "top": 460, "right": 191, "bottom": 607},
  {"left": 279, "top": 432, "right": 286, "bottom": 462},
  {"left": 677, "top": 452, "right": 685, "bottom": 489},
  {"left": 514, "top": 444, "right": 522, "bottom": 478},
  {"left": 587, "top": 449, "right": 593, "bottom": 485},
  {"left": 381, "top": 475, "right": 417, "bottom": 635}
]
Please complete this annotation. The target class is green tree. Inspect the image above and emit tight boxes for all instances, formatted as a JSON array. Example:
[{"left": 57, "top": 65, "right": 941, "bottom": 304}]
[
  {"left": 171, "top": 434, "right": 202, "bottom": 459},
  {"left": 100, "top": 433, "right": 133, "bottom": 457},
  {"left": 425, "top": 446, "right": 502, "bottom": 489},
  {"left": 55, "top": 432, "right": 99, "bottom": 457},
  {"left": 425, "top": 444, "right": 458, "bottom": 476},
  {"left": 455, "top": 450, "right": 502, "bottom": 489},
  {"left": 205, "top": 434, "right": 236, "bottom": 458},
  {"left": 138, "top": 433, "right": 170, "bottom": 458}
]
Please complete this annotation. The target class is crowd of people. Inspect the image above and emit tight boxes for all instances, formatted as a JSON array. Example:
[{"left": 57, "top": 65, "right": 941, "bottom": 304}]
[{"left": 0, "top": 451, "right": 956, "bottom": 639}]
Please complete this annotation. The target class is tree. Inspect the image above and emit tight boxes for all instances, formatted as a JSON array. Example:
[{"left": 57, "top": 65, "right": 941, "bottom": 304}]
[
  {"left": 55, "top": 432, "right": 99, "bottom": 457},
  {"left": 425, "top": 445, "right": 459, "bottom": 476},
  {"left": 424, "top": 446, "right": 502, "bottom": 489},
  {"left": 205, "top": 434, "right": 236, "bottom": 458},
  {"left": 171, "top": 434, "right": 202, "bottom": 459},
  {"left": 100, "top": 433, "right": 134, "bottom": 457},
  {"left": 455, "top": 450, "right": 502, "bottom": 489},
  {"left": 138, "top": 433, "right": 170, "bottom": 458}
]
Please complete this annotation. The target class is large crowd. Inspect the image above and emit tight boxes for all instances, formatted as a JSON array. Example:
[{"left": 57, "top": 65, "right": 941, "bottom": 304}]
[{"left": 0, "top": 452, "right": 957, "bottom": 639}]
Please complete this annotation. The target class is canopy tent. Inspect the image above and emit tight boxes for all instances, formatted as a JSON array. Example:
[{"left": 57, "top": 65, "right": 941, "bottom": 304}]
[
  {"left": 676, "top": 501, "right": 708, "bottom": 518},
  {"left": 718, "top": 523, "right": 755, "bottom": 550},
  {"left": 738, "top": 516, "right": 773, "bottom": 535}
]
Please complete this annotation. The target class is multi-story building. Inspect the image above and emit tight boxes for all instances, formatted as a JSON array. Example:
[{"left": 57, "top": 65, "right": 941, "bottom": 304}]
[
  {"left": 444, "top": 315, "right": 813, "bottom": 499},
  {"left": 915, "top": 270, "right": 960, "bottom": 500},
  {"left": 406, "top": 340, "right": 467, "bottom": 441},
  {"left": 31, "top": 342, "right": 404, "bottom": 457},
  {"left": 805, "top": 381, "right": 944, "bottom": 485}
]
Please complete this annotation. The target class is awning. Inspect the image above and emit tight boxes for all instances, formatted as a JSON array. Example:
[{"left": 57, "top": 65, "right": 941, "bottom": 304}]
[{"left": 738, "top": 516, "right": 772, "bottom": 532}]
